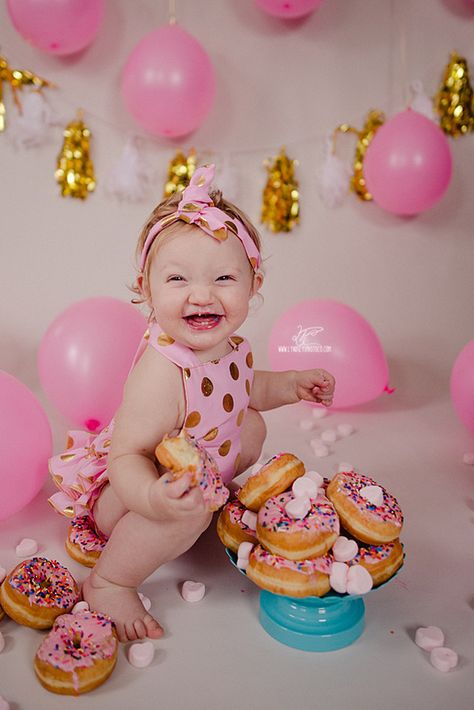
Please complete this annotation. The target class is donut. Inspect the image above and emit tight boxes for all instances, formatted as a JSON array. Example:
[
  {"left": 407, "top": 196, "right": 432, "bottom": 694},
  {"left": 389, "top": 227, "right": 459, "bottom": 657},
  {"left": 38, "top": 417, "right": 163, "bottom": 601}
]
[
  {"left": 0, "top": 603, "right": 5, "bottom": 622},
  {"left": 0, "top": 557, "right": 80, "bottom": 629},
  {"left": 326, "top": 472, "right": 403, "bottom": 544},
  {"left": 217, "top": 498, "right": 257, "bottom": 553},
  {"left": 155, "top": 430, "right": 229, "bottom": 511},
  {"left": 34, "top": 610, "right": 118, "bottom": 695},
  {"left": 349, "top": 539, "right": 404, "bottom": 586},
  {"left": 65, "top": 515, "right": 108, "bottom": 568},
  {"left": 246, "top": 545, "right": 332, "bottom": 597},
  {"left": 256, "top": 491, "right": 339, "bottom": 560},
  {"left": 237, "top": 453, "right": 305, "bottom": 512}
]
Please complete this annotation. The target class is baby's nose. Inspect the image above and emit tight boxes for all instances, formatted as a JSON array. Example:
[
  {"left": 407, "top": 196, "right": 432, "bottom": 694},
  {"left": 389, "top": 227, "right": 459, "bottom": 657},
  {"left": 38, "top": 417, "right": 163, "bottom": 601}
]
[{"left": 188, "top": 283, "right": 214, "bottom": 305}]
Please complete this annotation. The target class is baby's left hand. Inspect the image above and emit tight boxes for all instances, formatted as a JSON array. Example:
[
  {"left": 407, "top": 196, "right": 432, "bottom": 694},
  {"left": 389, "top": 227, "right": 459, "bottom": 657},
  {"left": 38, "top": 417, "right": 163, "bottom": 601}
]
[{"left": 294, "top": 369, "right": 336, "bottom": 407}]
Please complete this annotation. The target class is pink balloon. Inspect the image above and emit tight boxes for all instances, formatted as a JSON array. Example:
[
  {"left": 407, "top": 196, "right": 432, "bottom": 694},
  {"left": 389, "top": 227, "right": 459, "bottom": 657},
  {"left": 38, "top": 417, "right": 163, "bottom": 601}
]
[
  {"left": 121, "top": 24, "right": 216, "bottom": 138},
  {"left": 363, "top": 109, "right": 453, "bottom": 215},
  {"left": 38, "top": 297, "right": 147, "bottom": 432},
  {"left": 255, "top": 0, "right": 324, "bottom": 18},
  {"left": 0, "top": 371, "right": 52, "bottom": 520},
  {"left": 6, "top": 0, "right": 106, "bottom": 55},
  {"left": 450, "top": 339, "right": 474, "bottom": 434},
  {"left": 268, "top": 300, "right": 389, "bottom": 409}
]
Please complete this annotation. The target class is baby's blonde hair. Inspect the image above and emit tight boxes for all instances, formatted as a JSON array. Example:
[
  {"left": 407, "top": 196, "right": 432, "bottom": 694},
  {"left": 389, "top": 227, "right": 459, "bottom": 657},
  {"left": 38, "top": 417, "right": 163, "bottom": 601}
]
[{"left": 131, "top": 189, "right": 263, "bottom": 306}]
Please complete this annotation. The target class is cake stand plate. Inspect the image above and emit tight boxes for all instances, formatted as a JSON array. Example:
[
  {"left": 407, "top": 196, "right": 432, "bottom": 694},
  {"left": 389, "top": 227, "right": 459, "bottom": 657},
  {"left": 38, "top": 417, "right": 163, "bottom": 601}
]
[{"left": 226, "top": 548, "right": 400, "bottom": 652}]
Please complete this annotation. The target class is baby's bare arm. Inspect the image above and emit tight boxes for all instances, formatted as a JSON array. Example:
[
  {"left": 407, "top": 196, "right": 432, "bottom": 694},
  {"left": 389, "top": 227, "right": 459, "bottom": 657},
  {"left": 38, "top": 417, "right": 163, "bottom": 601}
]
[{"left": 107, "top": 346, "right": 185, "bottom": 519}]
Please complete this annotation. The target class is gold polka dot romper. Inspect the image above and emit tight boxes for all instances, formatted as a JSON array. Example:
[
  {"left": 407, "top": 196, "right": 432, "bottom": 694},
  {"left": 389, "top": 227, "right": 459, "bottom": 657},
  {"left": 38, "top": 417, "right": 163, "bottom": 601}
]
[{"left": 149, "top": 322, "right": 254, "bottom": 484}]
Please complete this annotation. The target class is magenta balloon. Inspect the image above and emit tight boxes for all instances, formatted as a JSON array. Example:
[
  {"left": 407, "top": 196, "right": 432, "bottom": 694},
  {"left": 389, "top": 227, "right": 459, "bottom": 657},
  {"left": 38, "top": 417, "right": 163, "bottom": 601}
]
[
  {"left": 363, "top": 109, "right": 452, "bottom": 216},
  {"left": 255, "top": 0, "right": 324, "bottom": 18},
  {"left": 450, "top": 339, "right": 474, "bottom": 434},
  {"left": 6, "top": 0, "right": 106, "bottom": 55},
  {"left": 268, "top": 300, "right": 389, "bottom": 409},
  {"left": 0, "top": 371, "right": 52, "bottom": 520},
  {"left": 38, "top": 298, "right": 147, "bottom": 431},
  {"left": 121, "top": 24, "right": 216, "bottom": 138}
]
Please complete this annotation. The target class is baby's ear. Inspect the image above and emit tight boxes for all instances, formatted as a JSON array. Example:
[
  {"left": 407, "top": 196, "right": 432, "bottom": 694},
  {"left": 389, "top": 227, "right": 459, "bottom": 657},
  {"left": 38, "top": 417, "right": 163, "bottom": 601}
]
[
  {"left": 137, "top": 274, "right": 151, "bottom": 304},
  {"left": 251, "top": 270, "right": 264, "bottom": 297}
]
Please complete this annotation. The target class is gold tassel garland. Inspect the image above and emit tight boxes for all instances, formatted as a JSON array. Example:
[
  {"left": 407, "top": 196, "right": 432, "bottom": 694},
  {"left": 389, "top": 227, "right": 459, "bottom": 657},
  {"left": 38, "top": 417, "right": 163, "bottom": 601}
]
[
  {"left": 261, "top": 148, "right": 299, "bottom": 233},
  {"left": 55, "top": 111, "right": 96, "bottom": 199},
  {"left": 434, "top": 52, "right": 474, "bottom": 138},
  {"left": 0, "top": 55, "right": 53, "bottom": 132},
  {"left": 334, "top": 110, "right": 385, "bottom": 201},
  {"left": 163, "top": 149, "right": 197, "bottom": 198}
]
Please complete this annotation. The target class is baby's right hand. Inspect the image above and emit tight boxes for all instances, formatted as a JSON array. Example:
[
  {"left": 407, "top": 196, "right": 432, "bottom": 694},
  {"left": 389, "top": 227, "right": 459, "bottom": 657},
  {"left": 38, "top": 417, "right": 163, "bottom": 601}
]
[{"left": 148, "top": 472, "right": 207, "bottom": 522}]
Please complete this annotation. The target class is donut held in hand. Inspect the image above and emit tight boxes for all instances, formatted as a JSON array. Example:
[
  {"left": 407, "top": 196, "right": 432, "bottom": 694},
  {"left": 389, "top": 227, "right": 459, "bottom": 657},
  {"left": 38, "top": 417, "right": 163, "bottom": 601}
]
[
  {"left": 326, "top": 472, "right": 403, "bottom": 544},
  {"left": 246, "top": 545, "right": 331, "bottom": 598},
  {"left": 217, "top": 498, "right": 257, "bottom": 553},
  {"left": 34, "top": 611, "right": 118, "bottom": 695},
  {"left": 257, "top": 491, "right": 339, "bottom": 560},
  {"left": 0, "top": 557, "right": 79, "bottom": 629},
  {"left": 237, "top": 453, "right": 305, "bottom": 512},
  {"left": 155, "top": 430, "right": 229, "bottom": 511}
]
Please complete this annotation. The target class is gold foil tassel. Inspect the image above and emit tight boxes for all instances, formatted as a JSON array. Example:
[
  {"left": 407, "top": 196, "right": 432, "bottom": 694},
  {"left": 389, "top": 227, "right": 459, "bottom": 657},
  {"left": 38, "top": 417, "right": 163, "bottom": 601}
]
[
  {"left": 0, "top": 55, "right": 53, "bottom": 132},
  {"left": 334, "top": 110, "right": 385, "bottom": 201},
  {"left": 55, "top": 110, "right": 96, "bottom": 199},
  {"left": 434, "top": 52, "right": 474, "bottom": 138},
  {"left": 261, "top": 147, "right": 299, "bottom": 233},
  {"left": 163, "top": 148, "right": 197, "bottom": 198}
]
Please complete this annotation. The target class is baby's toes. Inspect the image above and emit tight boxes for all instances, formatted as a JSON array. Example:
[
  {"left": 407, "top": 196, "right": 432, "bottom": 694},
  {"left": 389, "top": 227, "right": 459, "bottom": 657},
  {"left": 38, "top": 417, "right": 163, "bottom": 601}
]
[
  {"left": 133, "top": 619, "right": 148, "bottom": 640},
  {"left": 125, "top": 621, "right": 140, "bottom": 642},
  {"left": 144, "top": 613, "right": 164, "bottom": 639}
]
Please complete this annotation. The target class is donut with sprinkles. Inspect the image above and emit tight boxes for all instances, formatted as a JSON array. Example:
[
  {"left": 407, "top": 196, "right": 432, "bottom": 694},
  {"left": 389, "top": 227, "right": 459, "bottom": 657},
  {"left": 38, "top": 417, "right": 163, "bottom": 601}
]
[
  {"left": 217, "top": 497, "right": 257, "bottom": 553},
  {"left": 65, "top": 515, "right": 108, "bottom": 568},
  {"left": 0, "top": 557, "right": 80, "bottom": 629},
  {"left": 348, "top": 539, "right": 404, "bottom": 586},
  {"left": 327, "top": 472, "right": 403, "bottom": 544},
  {"left": 34, "top": 610, "right": 118, "bottom": 695},
  {"left": 257, "top": 490, "right": 339, "bottom": 560},
  {"left": 246, "top": 545, "right": 332, "bottom": 597}
]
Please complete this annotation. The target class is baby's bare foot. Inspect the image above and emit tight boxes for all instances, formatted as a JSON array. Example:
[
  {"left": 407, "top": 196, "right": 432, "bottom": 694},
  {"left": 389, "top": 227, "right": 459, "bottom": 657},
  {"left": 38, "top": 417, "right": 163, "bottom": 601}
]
[{"left": 83, "top": 572, "right": 164, "bottom": 643}]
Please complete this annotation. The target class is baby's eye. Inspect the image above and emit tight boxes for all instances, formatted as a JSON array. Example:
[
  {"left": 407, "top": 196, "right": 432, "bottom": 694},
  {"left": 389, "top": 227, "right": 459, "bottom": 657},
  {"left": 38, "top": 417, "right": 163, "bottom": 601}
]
[
  {"left": 167, "top": 275, "right": 185, "bottom": 282},
  {"left": 216, "top": 275, "right": 235, "bottom": 281}
]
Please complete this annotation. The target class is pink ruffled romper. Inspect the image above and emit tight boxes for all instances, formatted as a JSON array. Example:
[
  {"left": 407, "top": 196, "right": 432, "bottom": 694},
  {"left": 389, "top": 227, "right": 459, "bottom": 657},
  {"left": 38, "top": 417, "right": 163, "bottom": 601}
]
[{"left": 48, "top": 322, "right": 254, "bottom": 521}]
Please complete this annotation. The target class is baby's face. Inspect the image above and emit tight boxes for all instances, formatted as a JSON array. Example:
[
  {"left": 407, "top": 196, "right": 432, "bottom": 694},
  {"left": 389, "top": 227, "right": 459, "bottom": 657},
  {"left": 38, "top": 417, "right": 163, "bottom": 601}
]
[{"left": 146, "top": 225, "right": 262, "bottom": 361}]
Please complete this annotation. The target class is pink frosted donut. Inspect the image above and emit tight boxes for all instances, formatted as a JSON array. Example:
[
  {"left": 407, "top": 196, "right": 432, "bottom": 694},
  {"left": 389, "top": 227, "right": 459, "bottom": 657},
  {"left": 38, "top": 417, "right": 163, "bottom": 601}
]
[
  {"left": 349, "top": 539, "right": 404, "bottom": 586},
  {"left": 66, "top": 515, "right": 108, "bottom": 568},
  {"left": 217, "top": 497, "right": 257, "bottom": 553},
  {"left": 34, "top": 610, "right": 118, "bottom": 695},
  {"left": 256, "top": 491, "right": 339, "bottom": 560},
  {"left": 246, "top": 545, "right": 332, "bottom": 597},
  {"left": 327, "top": 472, "right": 403, "bottom": 544},
  {"left": 0, "top": 557, "right": 79, "bottom": 629}
]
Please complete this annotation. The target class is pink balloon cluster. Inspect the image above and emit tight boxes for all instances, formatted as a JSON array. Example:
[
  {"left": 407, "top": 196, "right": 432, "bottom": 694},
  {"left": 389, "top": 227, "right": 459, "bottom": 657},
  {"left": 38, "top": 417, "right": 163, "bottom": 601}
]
[
  {"left": 450, "top": 339, "right": 474, "bottom": 434},
  {"left": 268, "top": 300, "right": 389, "bottom": 408},
  {"left": 0, "top": 371, "right": 52, "bottom": 520},
  {"left": 255, "top": 0, "right": 325, "bottom": 18},
  {"left": 364, "top": 109, "right": 453, "bottom": 216},
  {"left": 6, "top": 0, "right": 106, "bottom": 55},
  {"left": 121, "top": 24, "right": 216, "bottom": 138},
  {"left": 38, "top": 297, "right": 147, "bottom": 432}
]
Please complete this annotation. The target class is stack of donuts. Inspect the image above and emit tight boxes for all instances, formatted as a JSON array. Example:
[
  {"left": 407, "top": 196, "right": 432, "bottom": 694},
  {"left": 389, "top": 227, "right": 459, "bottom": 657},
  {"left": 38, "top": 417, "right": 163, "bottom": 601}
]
[
  {"left": 0, "top": 557, "right": 118, "bottom": 695},
  {"left": 217, "top": 453, "right": 404, "bottom": 598}
]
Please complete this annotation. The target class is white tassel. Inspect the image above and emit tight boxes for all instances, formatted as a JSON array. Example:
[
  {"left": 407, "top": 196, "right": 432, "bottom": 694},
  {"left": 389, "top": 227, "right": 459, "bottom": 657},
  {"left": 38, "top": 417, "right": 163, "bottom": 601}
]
[
  {"left": 409, "top": 80, "right": 437, "bottom": 122},
  {"left": 105, "top": 136, "right": 155, "bottom": 202},
  {"left": 214, "top": 152, "right": 241, "bottom": 203},
  {"left": 316, "top": 136, "right": 351, "bottom": 208},
  {"left": 7, "top": 89, "right": 57, "bottom": 149}
]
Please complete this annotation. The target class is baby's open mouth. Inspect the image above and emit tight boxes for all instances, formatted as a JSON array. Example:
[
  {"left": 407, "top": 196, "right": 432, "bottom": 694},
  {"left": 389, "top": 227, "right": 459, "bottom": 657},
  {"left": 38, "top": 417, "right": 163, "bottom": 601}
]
[{"left": 184, "top": 314, "right": 223, "bottom": 330}]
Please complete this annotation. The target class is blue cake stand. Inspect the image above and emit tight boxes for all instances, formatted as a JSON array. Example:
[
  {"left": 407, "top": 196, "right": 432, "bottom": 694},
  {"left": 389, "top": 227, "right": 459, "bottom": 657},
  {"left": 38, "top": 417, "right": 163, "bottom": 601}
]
[{"left": 226, "top": 548, "right": 401, "bottom": 652}]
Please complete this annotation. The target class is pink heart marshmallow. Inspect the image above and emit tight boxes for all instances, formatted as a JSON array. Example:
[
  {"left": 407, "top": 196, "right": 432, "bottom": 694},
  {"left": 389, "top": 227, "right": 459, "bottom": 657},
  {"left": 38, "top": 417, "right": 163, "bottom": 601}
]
[
  {"left": 346, "top": 564, "right": 373, "bottom": 595},
  {"left": 333, "top": 536, "right": 359, "bottom": 562},
  {"left": 430, "top": 647, "right": 458, "bottom": 672},
  {"left": 128, "top": 641, "right": 155, "bottom": 668},
  {"left": 415, "top": 626, "right": 445, "bottom": 651}
]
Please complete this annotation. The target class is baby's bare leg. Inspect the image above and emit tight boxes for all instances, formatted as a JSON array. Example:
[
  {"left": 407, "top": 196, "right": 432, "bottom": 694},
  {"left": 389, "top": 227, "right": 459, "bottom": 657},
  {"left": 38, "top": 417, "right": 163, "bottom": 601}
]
[
  {"left": 237, "top": 407, "right": 267, "bottom": 474},
  {"left": 83, "top": 507, "right": 212, "bottom": 643}
]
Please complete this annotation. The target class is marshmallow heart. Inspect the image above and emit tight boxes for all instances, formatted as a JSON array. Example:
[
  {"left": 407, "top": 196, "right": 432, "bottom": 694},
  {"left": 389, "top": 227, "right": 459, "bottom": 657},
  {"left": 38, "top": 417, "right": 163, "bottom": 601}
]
[
  {"left": 181, "top": 580, "right": 206, "bottom": 603},
  {"left": 299, "top": 419, "right": 314, "bottom": 431},
  {"left": 138, "top": 592, "right": 152, "bottom": 612},
  {"left": 128, "top": 641, "right": 155, "bottom": 668},
  {"left": 462, "top": 452, "right": 474, "bottom": 465},
  {"left": 72, "top": 601, "right": 90, "bottom": 614},
  {"left": 241, "top": 510, "right": 257, "bottom": 531},
  {"left": 237, "top": 542, "right": 254, "bottom": 560},
  {"left": 337, "top": 423, "right": 355, "bottom": 437},
  {"left": 237, "top": 558, "right": 249, "bottom": 571},
  {"left": 321, "top": 429, "right": 337, "bottom": 443},
  {"left": 329, "top": 561, "right": 349, "bottom": 594},
  {"left": 0, "top": 695, "right": 10, "bottom": 710},
  {"left": 15, "top": 538, "right": 38, "bottom": 557},
  {"left": 285, "top": 496, "right": 311, "bottom": 519},
  {"left": 415, "top": 626, "right": 445, "bottom": 651},
  {"left": 305, "top": 470, "right": 324, "bottom": 488},
  {"left": 311, "top": 407, "right": 328, "bottom": 419},
  {"left": 359, "top": 485, "right": 384, "bottom": 507},
  {"left": 333, "top": 536, "right": 359, "bottom": 562},
  {"left": 292, "top": 475, "right": 319, "bottom": 499},
  {"left": 346, "top": 565, "right": 373, "bottom": 595},
  {"left": 311, "top": 443, "right": 330, "bottom": 458},
  {"left": 337, "top": 462, "right": 355, "bottom": 473},
  {"left": 430, "top": 647, "right": 458, "bottom": 672}
]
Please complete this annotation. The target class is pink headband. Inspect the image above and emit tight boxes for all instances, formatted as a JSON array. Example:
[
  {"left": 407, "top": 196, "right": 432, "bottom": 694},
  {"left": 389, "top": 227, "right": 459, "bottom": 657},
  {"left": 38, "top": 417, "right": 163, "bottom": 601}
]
[{"left": 139, "top": 164, "right": 261, "bottom": 273}]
